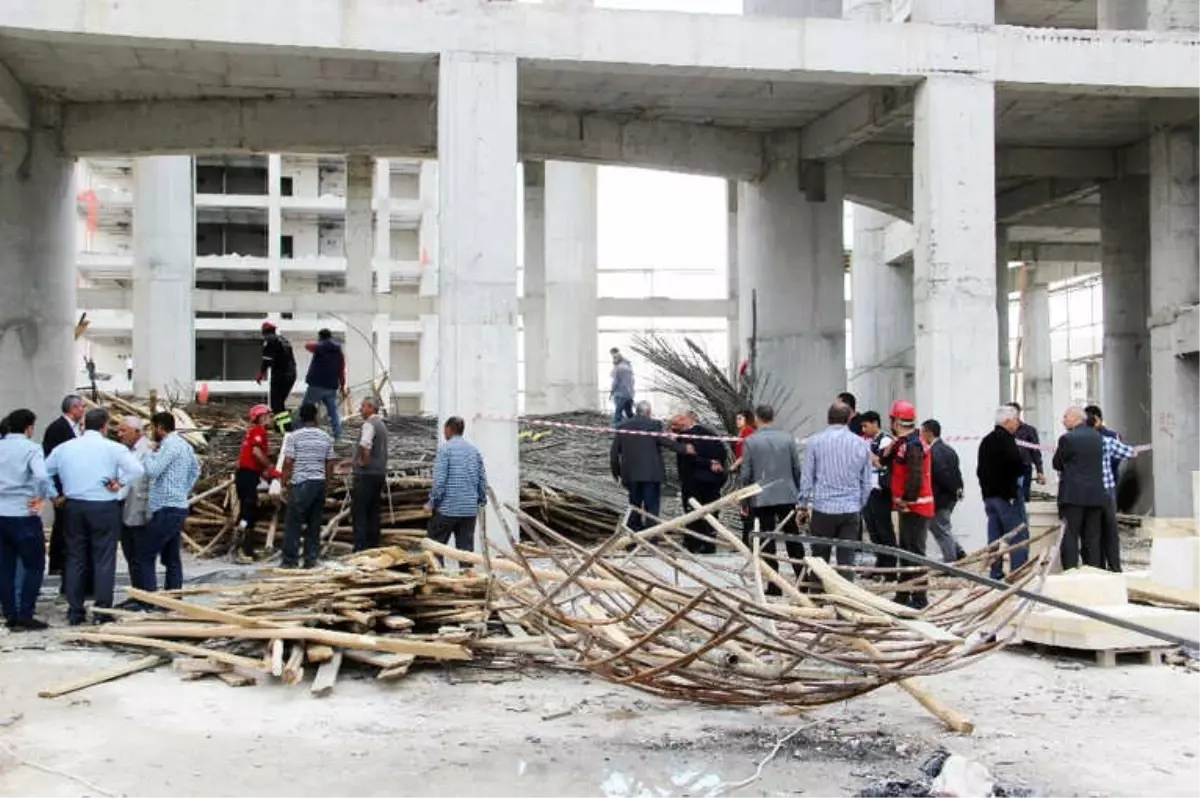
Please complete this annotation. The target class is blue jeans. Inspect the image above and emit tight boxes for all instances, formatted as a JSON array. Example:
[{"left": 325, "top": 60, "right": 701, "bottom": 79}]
[
  {"left": 284, "top": 480, "right": 326, "bottom": 567},
  {"left": 302, "top": 385, "right": 342, "bottom": 439},
  {"left": 140, "top": 507, "right": 187, "bottom": 592},
  {"left": 0, "top": 515, "right": 45, "bottom": 621},
  {"left": 626, "top": 481, "right": 661, "bottom": 532},
  {"left": 612, "top": 396, "right": 634, "bottom": 428},
  {"left": 984, "top": 496, "right": 1028, "bottom": 581}
]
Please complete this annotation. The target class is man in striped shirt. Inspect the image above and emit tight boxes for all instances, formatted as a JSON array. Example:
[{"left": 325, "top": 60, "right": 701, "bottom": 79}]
[
  {"left": 796, "top": 403, "right": 874, "bottom": 578},
  {"left": 281, "top": 403, "right": 336, "bottom": 568},
  {"left": 424, "top": 416, "right": 488, "bottom": 558},
  {"left": 140, "top": 413, "right": 200, "bottom": 591}
]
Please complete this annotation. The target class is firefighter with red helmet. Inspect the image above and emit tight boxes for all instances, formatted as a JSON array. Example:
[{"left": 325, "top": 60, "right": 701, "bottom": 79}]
[
  {"left": 234, "top": 404, "right": 282, "bottom": 563},
  {"left": 881, "top": 399, "right": 934, "bottom": 609}
]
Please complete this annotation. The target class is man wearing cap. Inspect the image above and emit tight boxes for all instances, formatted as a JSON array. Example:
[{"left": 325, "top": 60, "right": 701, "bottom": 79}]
[
  {"left": 256, "top": 321, "right": 297, "bottom": 432},
  {"left": 234, "top": 404, "right": 281, "bottom": 563},
  {"left": 880, "top": 399, "right": 934, "bottom": 609}
]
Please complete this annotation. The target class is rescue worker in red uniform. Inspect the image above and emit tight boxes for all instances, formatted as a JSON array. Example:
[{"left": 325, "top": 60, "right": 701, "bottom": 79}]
[
  {"left": 881, "top": 400, "right": 934, "bottom": 609},
  {"left": 234, "top": 404, "right": 281, "bottom": 564}
]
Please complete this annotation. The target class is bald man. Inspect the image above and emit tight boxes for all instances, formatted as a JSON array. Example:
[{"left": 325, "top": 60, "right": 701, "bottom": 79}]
[{"left": 1051, "top": 405, "right": 1108, "bottom": 570}]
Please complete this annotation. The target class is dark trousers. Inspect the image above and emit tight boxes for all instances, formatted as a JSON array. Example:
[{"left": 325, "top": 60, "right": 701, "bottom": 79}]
[
  {"left": 283, "top": 480, "right": 325, "bottom": 567},
  {"left": 810, "top": 510, "right": 861, "bottom": 576},
  {"left": 1100, "top": 496, "right": 1121, "bottom": 572},
  {"left": 352, "top": 473, "right": 385, "bottom": 552},
  {"left": 626, "top": 481, "right": 662, "bottom": 533},
  {"left": 985, "top": 496, "right": 1029, "bottom": 580},
  {"left": 235, "top": 468, "right": 262, "bottom": 556},
  {"left": 611, "top": 397, "right": 634, "bottom": 428},
  {"left": 120, "top": 523, "right": 146, "bottom": 590},
  {"left": 0, "top": 515, "right": 45, "bottom": 621},
  {"left": 48, "top": 503, "right": 66, "bottom": 574},
  {"left": 681, "top": 481, "right": 721, "bottom": 554},
  {"left": 862, "top": 489, "right": 899, "bottom": 572},
  {"left": 895, "top": 512, "right": 930, "bottom": 609},
  {"left": 269, "top": 374, "right": 295, "bottom": 414},
  {"left": 139, "top": 507, "right": 187, "bottom": 592},
  {"left": 1061, "top": 503, "right": 1105, "bottom": 571},
  {"left": 751, "top": 504, "right": 806, "bottom": 589},
  {"left": 63, "top": 500, "right": 121, "bottom": 622},
  {"left": 1020, "top": 467, "right": 1034, "bottom": 502},
  {"left": 428, "top": 513, "right": 477, "bottom": 563}
]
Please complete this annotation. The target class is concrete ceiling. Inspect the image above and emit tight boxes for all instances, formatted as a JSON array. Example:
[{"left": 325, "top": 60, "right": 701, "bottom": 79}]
[{"left": 997, "top": 0, "right": 1096, "bottom": 28}]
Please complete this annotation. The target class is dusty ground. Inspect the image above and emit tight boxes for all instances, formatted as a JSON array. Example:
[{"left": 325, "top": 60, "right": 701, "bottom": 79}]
[{"left": 1, "top": 559, "right": 1198, "bottom": 797}]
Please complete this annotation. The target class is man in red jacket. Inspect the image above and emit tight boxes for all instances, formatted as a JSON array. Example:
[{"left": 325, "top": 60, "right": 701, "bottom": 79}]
[{"left": 881, "top": 399, "right": 933, "bottom": 609}]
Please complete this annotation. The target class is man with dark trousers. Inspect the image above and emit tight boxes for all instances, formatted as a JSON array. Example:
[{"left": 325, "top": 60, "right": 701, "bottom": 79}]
[
  {"left": 42, "top": 394, "right": 84, "bottom": 579},
  {"left": 302, "top": 328, "right": 347, "bottom": 440},
  {"left": 859, "top": 411, "right": 899, "bottom": 573},
  {"left": 740, "top": 404, "right": 805, "bottom": 593},
  {"left": 610, "top": 401, "right": 669, "bottom": 533},
  {"left": 880, "top": 400, "right": 933, "bottom": 609},
  {"left": 1053, "top": 405, "right": 1110, "bottom": 570},
  {"left": 1007, "top": 402, "right": 1045, "bottom": 501},
  {"left": 672, "top": 410, "right": 727, "bottom": 554},
  {"left": 352, "top": 396, "right": 389, "bottom": 552},
  {"left": 978, "top": 406, "right": 1029, "bottom": 580},
  {"left": 257, "top": 321, "right": 297, "bottom": 432}
]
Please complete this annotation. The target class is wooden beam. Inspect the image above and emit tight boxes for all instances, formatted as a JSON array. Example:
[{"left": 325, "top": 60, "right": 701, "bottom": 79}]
[{"left": 38, "top": 655, "right": 164, "bottom": 699}]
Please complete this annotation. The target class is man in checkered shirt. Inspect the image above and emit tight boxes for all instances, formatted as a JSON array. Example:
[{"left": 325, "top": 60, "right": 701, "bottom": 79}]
[
  {"left": 1088, "top": 406, "right": 1137, "bottom": 572},
  {"left": 423, "top": 416, "right": 487, "bottom": 559}
]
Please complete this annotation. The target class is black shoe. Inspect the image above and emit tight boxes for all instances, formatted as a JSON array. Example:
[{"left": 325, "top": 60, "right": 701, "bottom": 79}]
[
  {"left": 67, "top": 616, "right": 88, "bottom": 626},
  {"left": 10, "top": 618, "right": 49, "bottom": 631},
  {"left": 953, "top": 547, "right": 968, "bottom": 562}
]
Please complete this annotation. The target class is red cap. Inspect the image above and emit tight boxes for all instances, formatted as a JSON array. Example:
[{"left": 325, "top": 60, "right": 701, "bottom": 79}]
[
  {"left": 261, "top": 321, "right": 276, "bottom": 334},
  {"left": 889, "top": 400, "right": 916, "bottom": 422},
  {"left": 249, "top": 404, "right": 271, "bottom": 423}
]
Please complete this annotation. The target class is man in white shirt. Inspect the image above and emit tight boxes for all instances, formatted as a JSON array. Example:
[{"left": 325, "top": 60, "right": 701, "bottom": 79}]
[
  {"left": 859, "top": 411, "right": 900, "bottom": 572},
  {"left": 116, "top": 416, "right": 153, "bottom": 592}
]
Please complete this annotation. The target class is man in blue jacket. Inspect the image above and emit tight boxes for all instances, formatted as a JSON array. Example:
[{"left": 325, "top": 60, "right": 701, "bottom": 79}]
[{"left": 302, "top": 328, "right": 346, "bottom": 439}]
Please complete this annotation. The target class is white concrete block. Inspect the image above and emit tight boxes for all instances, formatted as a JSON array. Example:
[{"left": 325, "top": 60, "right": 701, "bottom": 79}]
[
  {"left": 1018, "top": 604, "right": 1195, "bottom": 651},
  {"left": 1150, "top": 536, "right": 1200, "bottom": 592},
  {"left": 1031, "top": 567, "right": 1129, "bottom": 609}
]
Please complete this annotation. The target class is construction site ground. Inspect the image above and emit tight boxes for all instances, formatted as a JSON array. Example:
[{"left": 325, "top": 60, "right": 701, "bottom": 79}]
[{"left": 1, "top": 556, "right": 1197, "bottom": 797}]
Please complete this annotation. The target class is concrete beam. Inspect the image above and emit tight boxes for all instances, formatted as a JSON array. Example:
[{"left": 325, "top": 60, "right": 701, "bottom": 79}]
[
  {"left": 799, "top": 86, "right": 915, "bottom": 160},
  {"left": 844, "top": 176, "right": 913, "bottom": 221},
  {"left": 63, "top": 97, "right": 763, "bottom": 178},
  {"left": 1009, "top": 242, "right": 1101, "bottom": 262},
  {"left": 996, "top": 179, "right": 1099, "bottom": 222},
  {"left": 844, "top": 143, "right": 1131, "bottom": 180},
  {"left": 1006, "top": 261, "right": 1099, "bottom": 292},
  {"left": 0, "top": 61, "right": 29, "bottom": 129},
  {"left": 1017, "top": 204, "right": 1100, "bottom": 229},
  {"left": 1008, "top": 225, "right": 1100, "bottom": 244}
]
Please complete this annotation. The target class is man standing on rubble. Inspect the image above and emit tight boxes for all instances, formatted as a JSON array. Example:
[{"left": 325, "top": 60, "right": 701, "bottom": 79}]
[
  {"left": 352, "top": 396, "right": 389, "bottom": 552},
  {"left": 115, "top": 416, "right": 152, "bottom": 591},
  {"left": 610, "top": 401, "right": 668, "bottom": 533},
  {"left": 302, "top": 328, "right": 346, "bottom": 440},
  {"left": 140, "top": 413, "right": 200, "bottom": 591},
  {"left": 282, "top": 403, "right": 337, "bottom": 569},
  {"left": 425, "top": 416, "right": 487, "bottom": 556},
  {"left": 235, "top": 405, "right": 281, "bottom": 564},
  {"left": 880, "top": 400, "right": 933, "bottom": 609},
  {"left": 740, "top": 404, "right": 805, "bottom": 593},
  {"left": 257, "top": 321, "right": 297, "bottom": 432},
  {"left": 672, "top": 410, "right": 727, "bottom": 554},
  {"left": 609, "top": 348, "right": 635, "bottom": 428}
]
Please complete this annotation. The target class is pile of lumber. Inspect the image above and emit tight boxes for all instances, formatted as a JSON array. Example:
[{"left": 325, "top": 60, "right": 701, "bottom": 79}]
[{"left": 60, "top": 546, "right": 489, "bottom": 696}]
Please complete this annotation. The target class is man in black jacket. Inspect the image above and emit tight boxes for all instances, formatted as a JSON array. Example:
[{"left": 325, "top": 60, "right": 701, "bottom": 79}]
[
  {"left": 672, "top": 410, "right": 728, "bottom": 554},
  {"left": 1052, "top": 405, "right": 1109, "bottom": 570},
  {"left": 610, "top": 401, "right": 669, "bottom": 533},
  {"left": 43, "top": 395, "right": 86, "bottom": 580},
  {"left": 977, "top": 406, "right": 1029, "bottom": 580},
  {"left": 257, "top": 321, "right": 297, "bottom": 432},
  {"left": 1006, "top": 402, "right": 1045, "bottom": 501},
  {"left": 921, "top": 419, "right": 966, "bottom": 562}
]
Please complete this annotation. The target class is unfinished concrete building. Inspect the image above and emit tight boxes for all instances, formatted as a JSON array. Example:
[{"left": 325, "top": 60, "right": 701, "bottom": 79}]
[{"left": 0, "top": 0, "right": 1195, "bottom": 549}]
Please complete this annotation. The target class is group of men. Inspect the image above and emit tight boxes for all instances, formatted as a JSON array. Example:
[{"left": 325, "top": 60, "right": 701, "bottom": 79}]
[{"left": 257, "top": 323, "right": 348, "bottom": 439}]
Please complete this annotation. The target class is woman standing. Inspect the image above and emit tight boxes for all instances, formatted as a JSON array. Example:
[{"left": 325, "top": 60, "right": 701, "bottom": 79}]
[{"left": 0, "top": 409, "right": 55, "bottom": 630}]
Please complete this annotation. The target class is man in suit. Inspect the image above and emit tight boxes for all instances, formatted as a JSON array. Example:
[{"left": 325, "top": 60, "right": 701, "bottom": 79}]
[
  {"left": 610, "top": 401, "right": 669, "bottom": 533},
  {"left": 921, "top": 419, "right": 966, "bottom": 562},
  {"left": 1052, "top": 405, "right": 1109, "bottom": 570},
  {"left": 740, "top": 404, "right": 805, "bottom": 593},
  {"left": 672, "top": 410, "right": 728, "bottom": 554},
  {"left": 42, "top": 394, "right": 85, "bottom": 579}
]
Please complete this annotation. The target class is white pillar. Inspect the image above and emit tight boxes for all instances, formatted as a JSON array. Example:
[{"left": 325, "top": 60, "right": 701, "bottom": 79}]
[
  {"left": 267, "top": 154, "right": 283, "bottom": 313},
  {"left": 1022, "top": 269, "right": 1054, "bottom": 447},
  {"left": 1149, "top": 124, "right": 1199, "bottom": 517},
  {"left": 0, "top": 122, "right": 76, "bottom": 424},
  {"left": 544, "top": 160, "right": 599, "bottom": 412},
  {"left": 419, "top": 314, "right": 439, "bottom": 415},
  {"left": 913, "top": 74, "right": 998, "bottom": 551},
  {"left": 1100, "top": 176, "right": 1151, "bottom": 450},
  {"left": 997, "top": 228, "right": 1012, "bottom": 404},
  {"left": 344, "top": 155, "right": 376, "bottom": 403},
  {"left": 438, "top": 50, "right": 519, "bottom": 548},
  {"left": 850, "top": 206, "right": 913, "bottom": 413},
  {"left": 727, "top": 180, "right": 740, "bottom": 381},
  {"left": 738, "top": 157, "right": 846, "bottom": 438},
  {"left": 133, "top": 156, "right": 195, "bottom": 399},
  {"left": 523, "top": 162, "right": 547, "bottom": 415},
  {"left": 417, "top": 160, "right": 439, "bottom": 413},
  {"left": 374, "top": 157, "right": 392, "bottom": 294}
]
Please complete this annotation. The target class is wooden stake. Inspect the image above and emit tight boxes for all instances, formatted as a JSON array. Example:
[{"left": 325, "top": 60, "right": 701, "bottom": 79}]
[
  {"left": 311, "top": 650, "right": 342, "bottom": 697},
  {"left": 38, "top": 655, "right": 164, "bottom": 699}
]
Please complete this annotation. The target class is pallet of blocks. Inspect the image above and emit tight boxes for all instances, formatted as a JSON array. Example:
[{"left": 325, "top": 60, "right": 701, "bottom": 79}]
[
  {"left": 1016, "top": 566, "right": 1194, "bottom": 666},
  {"left": 50, "top": 546, "right": 493, "bottom": 698},
  {"left": 1125, "top": 515, "right": 1200, "bottom": 610}
]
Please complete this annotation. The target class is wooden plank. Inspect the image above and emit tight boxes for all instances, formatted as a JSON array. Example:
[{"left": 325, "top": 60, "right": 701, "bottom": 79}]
[
  {"left": 311, "top": 650, "right": 343, "bottom": 697},
  {"left": 68, "top": 632, "right": 269, "bottom": 671},
  {"left": 124, "top": 587, "right": 283, "bottom": 629},
  {"left": 270, "top": 639, "right": 285, "bottom": 677},
  {"left": 38, "top": 655, "right": 164, "bottom": 699},
  {"left": 172, "top": 658, "right": 232, "bottom": 675},
  {"left": 381, "top": 616, "right": 415, "bottom": 632},
  {"left": 342, "top": 649, "right": 411, "bottom": 669},
  {"left": 307, "top": 645, "right": 335, "bottom": 664},
  {"left": 281, "top": 644, "right": 306, "bottom": 686},
  {"left": 377, "top": 655, "right": 415, "bottom": 681},
  {"left": 217, "top": 672, "right": 256, "bottom": 687}
]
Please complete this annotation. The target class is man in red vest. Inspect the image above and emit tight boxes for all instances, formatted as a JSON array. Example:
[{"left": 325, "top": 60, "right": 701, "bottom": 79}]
[{"left": 881, "top": 399, "right": 934, "bottom": 609}]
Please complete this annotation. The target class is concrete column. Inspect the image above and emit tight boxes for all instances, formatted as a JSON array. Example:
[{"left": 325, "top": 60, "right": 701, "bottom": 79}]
[
  {"left": 344, "top": 155, "right": 376, "bottom": 402},
  {"left": 132, "top": 156, "right": 195, "bottom": 399},
  {"left": 850, "top": 205, "right": 913, "bottom": 413},
  {"left": 0, "top": 122, "right": 76, "bottom": 424},
  {"left": 997, "top": 228, "right": 1011, "bottom": 404},
  {"left": 1100, "top": 177, "right": 1151, "bottom": 453},
  {"left": 727, "top": 180, "right": 740, "bottom": 381},
  {"left": 1022, "top": 269, "right": 1054, "bottom": 446},
  {"left": 1099, "top": 0, "right": 1199, "bottom": 30},
  {"left": 418, "top": 160, "right": 439, "bottom": 298},
  {"left": 523, "top": 162, "right": 547, "bottom": 415},
  {"left": 738, "top": 157, "right": 846, "bottom": 438},
  {"left": 1149, "top": 124, "right": 1199, "bottom": 517},
  {"left": 544, "top": 160, "right": 599, "bottom": 412},
  {"left": 913, "top": 74, "right": 998, "bottom": 550},
  {"left": 438, "top": 50, "right": 519, "bottom": 548},
  {"left": 908, "top": 0, "right": 994, "bottom": 23},
  {"left": 374, "top": 158, "right": 391, "bottom": 293},
  {"left": 419, "top": 314, "right": 439, "bottom": 415},
  {"left": 267, "top": 155, "right": 283, "bottom": 308}
]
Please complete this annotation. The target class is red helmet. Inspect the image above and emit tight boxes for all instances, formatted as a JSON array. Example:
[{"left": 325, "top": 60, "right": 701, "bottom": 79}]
[
  {"left": 249, "top": 404, "right": 272, "bottom": 423},
  {"left": 261, "top": 321, "right": 277, "bottom": 334},
  {"left": 889, "top": 400, "right": 916, "bottom": 422}
]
